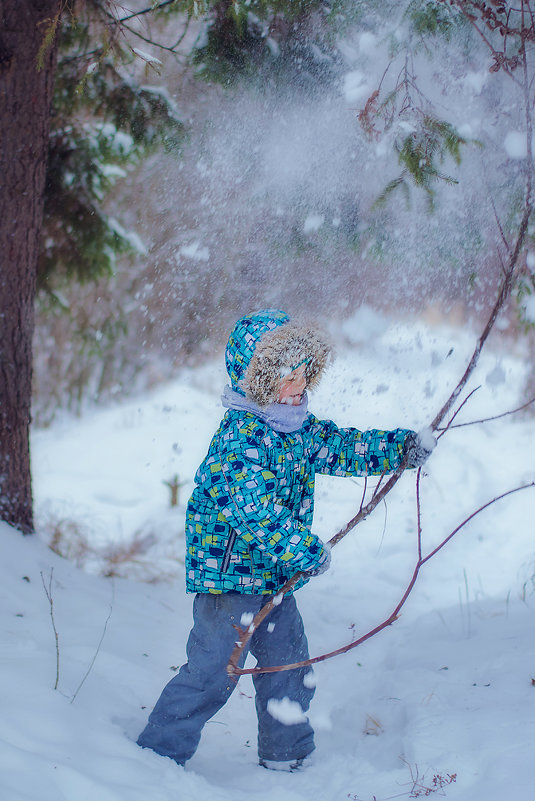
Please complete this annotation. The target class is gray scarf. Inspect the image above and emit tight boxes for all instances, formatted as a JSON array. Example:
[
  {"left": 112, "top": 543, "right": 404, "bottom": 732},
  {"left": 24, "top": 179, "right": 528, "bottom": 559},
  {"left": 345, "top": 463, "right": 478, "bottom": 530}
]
[{"left": 221, "top": 385, "right": 309, "bottom": 433}]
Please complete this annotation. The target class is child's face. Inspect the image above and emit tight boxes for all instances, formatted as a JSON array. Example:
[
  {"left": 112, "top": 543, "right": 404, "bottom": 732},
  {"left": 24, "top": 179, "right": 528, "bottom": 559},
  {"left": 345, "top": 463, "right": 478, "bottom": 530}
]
[{"left": 277, "top": 364, "right": 307, "bottom": 406}]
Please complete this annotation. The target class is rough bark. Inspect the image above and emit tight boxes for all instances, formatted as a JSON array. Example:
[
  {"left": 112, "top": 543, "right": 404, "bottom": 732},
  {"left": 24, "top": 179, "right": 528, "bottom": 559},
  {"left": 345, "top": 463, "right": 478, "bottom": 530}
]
[{"left": 0, "top": 0, "right": 62, "bottom": 533}]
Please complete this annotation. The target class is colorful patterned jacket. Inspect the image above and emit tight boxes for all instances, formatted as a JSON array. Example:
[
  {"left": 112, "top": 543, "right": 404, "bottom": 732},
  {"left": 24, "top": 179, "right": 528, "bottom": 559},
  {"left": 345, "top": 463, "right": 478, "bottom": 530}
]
[{"left": 185, "top": 310, "right": 413, "bottom": 595}]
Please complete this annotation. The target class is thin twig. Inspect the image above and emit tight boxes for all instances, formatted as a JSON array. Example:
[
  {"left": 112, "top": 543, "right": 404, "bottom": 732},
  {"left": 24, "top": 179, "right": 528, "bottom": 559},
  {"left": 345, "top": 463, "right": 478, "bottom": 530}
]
[
  {"left": 436, "top": 395, "right": 535, "bottom": 430},
  {"left": 70, "top": 582, "right": 115, "bottom": 703},
  {"left": 329, "top": 456, "right": 410, "bottom": 551},
  {"left": 170, "top": 12, "right": 192, "bottom": 50},
  {"left": 416, "top": 468, "right": 423, "bottom": 562},
  {"left": 121, "top": 19, "right": 185, "bottom": 56},
  {"left": 490, "top": 194, "right": 511, "bottom": 256},
  {"left": 41, "top": 569, "right": 60, "bottom": 690},
  {"left": 378, "top": 497, "right": 389, "bottom": 551},
  {"left": 420, "top": 482, "right": 535, "bottom": 566},
  {"left": 371, "top": 465, "right": 389, "bottom": 501},
  {"left": 437, "top": 386, "right": 481, "bottom": 440},
  {"left": 109, "top": 0, "right": 178, "bottom": 25},
  {"left": 358, "top": 469, "right": 369, "bottom": 514}
]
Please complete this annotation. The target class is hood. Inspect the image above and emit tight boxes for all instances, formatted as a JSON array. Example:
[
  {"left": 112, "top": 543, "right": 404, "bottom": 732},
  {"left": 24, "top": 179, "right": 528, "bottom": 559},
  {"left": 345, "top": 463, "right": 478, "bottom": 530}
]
[{"left": 225, "top": 309, "right": 332, "bottom": 407}]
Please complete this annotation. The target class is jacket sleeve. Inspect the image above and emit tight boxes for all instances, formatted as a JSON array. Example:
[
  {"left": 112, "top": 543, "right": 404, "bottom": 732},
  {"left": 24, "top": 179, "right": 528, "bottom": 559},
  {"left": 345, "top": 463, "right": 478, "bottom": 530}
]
[
  {"left": 199, "top": 428, "right": 327, "bottom": 573},
  {"left": 308, "top": 415, "right": 413, "bottom": 477}
]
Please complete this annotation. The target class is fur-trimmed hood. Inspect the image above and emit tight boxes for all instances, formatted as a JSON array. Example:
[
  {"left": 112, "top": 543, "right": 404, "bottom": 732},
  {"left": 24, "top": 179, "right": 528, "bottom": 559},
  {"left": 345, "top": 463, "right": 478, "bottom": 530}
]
[{"left": 225, "top": 309, "right": 332, "bottom": 407}]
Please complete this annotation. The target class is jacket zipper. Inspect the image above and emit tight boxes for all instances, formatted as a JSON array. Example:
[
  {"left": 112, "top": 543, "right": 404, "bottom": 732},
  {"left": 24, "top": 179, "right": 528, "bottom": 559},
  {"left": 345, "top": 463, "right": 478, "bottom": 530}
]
[{"left": 221, "top": 528, "right": 237, "bottom": 573}]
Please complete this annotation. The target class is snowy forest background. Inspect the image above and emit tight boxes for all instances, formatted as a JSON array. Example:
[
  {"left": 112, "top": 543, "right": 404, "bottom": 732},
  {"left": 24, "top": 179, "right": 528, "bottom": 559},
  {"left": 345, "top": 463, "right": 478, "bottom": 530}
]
[
  {"left": 31, "top": 0, "right": 535, "bottom": 425},
  {"left": 2, "top": 2, "right": 535, "bottom": 801}
]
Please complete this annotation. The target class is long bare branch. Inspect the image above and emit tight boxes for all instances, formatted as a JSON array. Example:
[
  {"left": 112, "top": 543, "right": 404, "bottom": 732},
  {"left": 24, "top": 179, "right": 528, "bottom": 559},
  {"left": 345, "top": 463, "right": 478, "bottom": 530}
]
[{"left": 229, "top": 481, "right": 534, "bottom": 676}]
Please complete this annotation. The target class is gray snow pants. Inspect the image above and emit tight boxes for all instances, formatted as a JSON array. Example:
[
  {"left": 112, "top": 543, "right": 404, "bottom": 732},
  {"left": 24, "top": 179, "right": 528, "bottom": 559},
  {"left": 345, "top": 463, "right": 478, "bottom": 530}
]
[{"left": 137, "top": 592, "right": 315, "bottom": 765}]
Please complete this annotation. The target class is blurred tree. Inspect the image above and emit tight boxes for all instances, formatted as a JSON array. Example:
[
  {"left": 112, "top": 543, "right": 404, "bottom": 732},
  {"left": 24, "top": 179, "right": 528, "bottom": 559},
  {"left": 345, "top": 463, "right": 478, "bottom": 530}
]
[
  {"left": 1, "top": 0, "right": 63, "bottom": 535},
  {"left": 1, "top": 0, "right": 186, "bottom": 533},
  {"left": 192, "top": 0, "right": 344, "bottom": 89}
]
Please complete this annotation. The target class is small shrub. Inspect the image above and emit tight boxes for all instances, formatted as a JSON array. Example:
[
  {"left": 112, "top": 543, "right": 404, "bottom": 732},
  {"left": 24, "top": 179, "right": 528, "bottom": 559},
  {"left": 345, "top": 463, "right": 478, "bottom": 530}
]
[{"left": 40, "top": 512, "right": 182, "bottom": 582}]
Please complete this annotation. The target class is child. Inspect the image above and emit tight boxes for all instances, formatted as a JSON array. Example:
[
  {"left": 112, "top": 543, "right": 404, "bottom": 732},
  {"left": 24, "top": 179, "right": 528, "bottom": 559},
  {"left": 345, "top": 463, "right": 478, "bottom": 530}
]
[{"left": 137, "top": 309, "right": 433, "bottom": 771}]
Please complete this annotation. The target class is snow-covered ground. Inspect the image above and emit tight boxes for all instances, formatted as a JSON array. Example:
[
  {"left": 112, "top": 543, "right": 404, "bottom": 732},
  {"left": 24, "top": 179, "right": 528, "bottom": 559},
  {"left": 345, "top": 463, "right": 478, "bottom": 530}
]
[{"left": 2, "top": 315, "right": 534, "bottom": 801}]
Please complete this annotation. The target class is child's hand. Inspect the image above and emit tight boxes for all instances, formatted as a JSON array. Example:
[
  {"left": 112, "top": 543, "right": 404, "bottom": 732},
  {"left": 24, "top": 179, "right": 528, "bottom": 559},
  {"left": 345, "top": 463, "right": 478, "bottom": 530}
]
[
  {"left": 306, "top": 544, "right": 331, "bottom": 577},
  {"left": 404, "top": 429, "right": 437, "bottom": 468}
]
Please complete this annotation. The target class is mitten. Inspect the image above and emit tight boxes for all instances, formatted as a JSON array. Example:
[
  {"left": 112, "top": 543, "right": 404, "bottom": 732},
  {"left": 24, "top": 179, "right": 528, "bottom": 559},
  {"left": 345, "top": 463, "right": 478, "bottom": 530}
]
[
  {"left": 404, "top": 429, "right": 437, "bottom": 468},
  {"left": 306, "top": 544, "right": 331, "bottom": 577}
]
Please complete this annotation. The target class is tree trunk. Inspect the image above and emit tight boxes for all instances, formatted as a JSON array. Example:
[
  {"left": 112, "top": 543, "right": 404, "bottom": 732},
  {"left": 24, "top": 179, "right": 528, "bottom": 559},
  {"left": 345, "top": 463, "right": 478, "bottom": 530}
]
[{"left": 0, "top": 0, "right": 61, "bottom": 533}]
